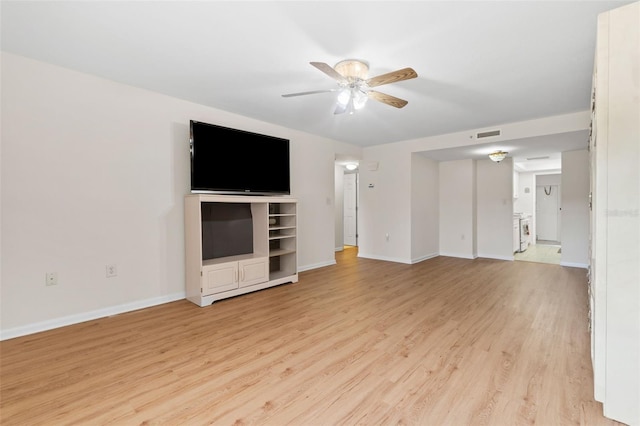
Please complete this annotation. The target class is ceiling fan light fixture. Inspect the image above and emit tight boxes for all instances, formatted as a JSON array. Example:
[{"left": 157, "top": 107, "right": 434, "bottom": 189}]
[
  {"left": 353, "top": 90, "right": 368, "bottom": 110},
  {"left": 337, "top": 87, "right": 368, "bottom": 114},
  {"left": 346, "top": 96, "right": 356, "bottom": 115},
  {"left": 489, "top": 150, "right": 508, "bottom": 163},
  {"left": 282, "top": 59, "right": 417, "bottom": 115},
  {"left": 337, "top": 88, "right": 351, "bottom": 106}
]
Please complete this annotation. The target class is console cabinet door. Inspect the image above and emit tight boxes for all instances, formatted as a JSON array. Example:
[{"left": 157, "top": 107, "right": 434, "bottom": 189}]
[
  {"left": 202, "top": 262, "right": 238, "bottom": 296},
  {"left": 238, "top": 257, "right": 269, "bottom": 288}
]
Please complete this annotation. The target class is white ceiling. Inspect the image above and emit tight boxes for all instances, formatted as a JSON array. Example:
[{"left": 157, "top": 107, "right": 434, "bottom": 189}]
[{"left": 1, "top": 1, "right": 629, "bottom": 160}]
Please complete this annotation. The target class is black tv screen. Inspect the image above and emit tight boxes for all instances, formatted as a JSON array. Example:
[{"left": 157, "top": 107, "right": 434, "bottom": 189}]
[{"left": 190, "top": 120, "right": 290, "bottom": 195}]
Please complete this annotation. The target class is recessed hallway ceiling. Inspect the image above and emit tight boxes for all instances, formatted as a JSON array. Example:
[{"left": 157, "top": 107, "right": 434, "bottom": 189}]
[{"left": 417, "top": 130, "right": 587, "bottom": 171}]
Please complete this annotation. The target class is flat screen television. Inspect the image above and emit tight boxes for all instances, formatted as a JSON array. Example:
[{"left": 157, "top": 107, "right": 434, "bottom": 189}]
[{"left": 190, "top": 120, "right": 290, "bottom": 195}]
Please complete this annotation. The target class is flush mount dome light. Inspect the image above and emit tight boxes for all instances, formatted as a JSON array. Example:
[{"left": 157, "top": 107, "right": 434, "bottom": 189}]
[
  {"left": 345, "top": 163, "right": 358, "bottom": 171},
  {"left": 489, "top": 150, "right": 508, "bottom": 163}
]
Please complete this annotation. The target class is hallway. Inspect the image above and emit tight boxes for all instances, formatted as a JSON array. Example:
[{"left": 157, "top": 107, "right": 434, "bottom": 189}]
[{"left": 515, "top": 243, "right": 561, "bottom": 265}]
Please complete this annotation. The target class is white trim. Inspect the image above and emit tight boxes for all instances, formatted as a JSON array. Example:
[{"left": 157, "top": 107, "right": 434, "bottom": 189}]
[
  {"left": 0, "top": 292, "right": 186, "bottom": 341},
  {"left": 194, "top": 276, "right": 297, "bottom": 307},
  {"left": 297, "top": 260, "right": 336, "bottom": 272},
  {"left": 335, "top": 246, "right": 344, "bottom": 252},
  {"left": 411, "top": 253, "right": 439, "bottom": 264},
  {"left": 357, "top": 253, "right": 412, "bottom": 264},
  {"left": 439, "top": 252, "right": 478, "bottom": 260},
  {"left": 477, "top": 254, "right": 515, "bottom": 261},
  {"left": 560, "top": 261, "right": 588, "bottom": 269}
]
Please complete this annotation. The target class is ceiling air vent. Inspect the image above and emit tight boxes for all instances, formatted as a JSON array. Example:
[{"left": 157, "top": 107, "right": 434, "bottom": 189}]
[
  {"left": 476, "top": 129, "right": 501, "bottom": 139},
  {"left": 526, "top": 156, "right": 550, "bottom": 161}
]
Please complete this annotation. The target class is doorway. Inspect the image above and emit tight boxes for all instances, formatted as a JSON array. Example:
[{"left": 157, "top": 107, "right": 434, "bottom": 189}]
[
  {"left": 343, "top": 173, "right": 358, "bottom": 247},
  {"left": 513, "top": 171, "right": 562, "bottom": 265}
]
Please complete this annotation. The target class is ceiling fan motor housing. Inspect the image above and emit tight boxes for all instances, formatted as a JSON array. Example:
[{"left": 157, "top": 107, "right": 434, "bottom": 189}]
[{"left": 334, "top": 59, "right": 370, "bottom": 82}]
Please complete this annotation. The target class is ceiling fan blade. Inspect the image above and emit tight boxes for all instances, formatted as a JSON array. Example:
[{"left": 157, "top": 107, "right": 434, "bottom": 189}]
[
  {"left": 310, "top": 62, "right": 347, "bottom": 83},
  {"left": 282, "top": 89, "right": 338, "bottom": 98},
  {"left": 366, "top": 67, "right": 418, "bottom": 88},
  {"left": 368, "top": 90, "right": 409, "bottom": 108}
]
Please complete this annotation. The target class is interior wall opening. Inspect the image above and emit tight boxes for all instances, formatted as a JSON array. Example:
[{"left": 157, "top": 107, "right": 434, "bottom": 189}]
[{"left": 513, "top": 170, "right": 562, "bottom": 265}]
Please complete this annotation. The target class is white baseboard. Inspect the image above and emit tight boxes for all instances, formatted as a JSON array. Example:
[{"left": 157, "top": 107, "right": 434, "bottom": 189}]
[
  {"left": 477, "top": 253, "right": 515, "bottom": 261},
  {"left": 0, "top": 292, "right": 186, "bottom": 341},
  {"left": 298, "top": 260, "right": 336, "bottom": 272},
  {"left": 357, "top": 253, "right": 412, "bottom": 264},
  {"left": 560, "top": 261, "right": 588, "bottom": 269},
  {"left": 335, "top": 246, "right": 344, "bottom": 252},
  {"left": 439, "top": 252, "right": 478, "bottom": 260},
  {"left": 411, "top": 252, "right": 439, "bottom": 264}
]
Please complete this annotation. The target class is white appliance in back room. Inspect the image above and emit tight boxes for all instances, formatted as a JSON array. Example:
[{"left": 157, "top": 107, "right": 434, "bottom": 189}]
[{"left": 514, "top": 213, "right": 531, "bottom": 252}]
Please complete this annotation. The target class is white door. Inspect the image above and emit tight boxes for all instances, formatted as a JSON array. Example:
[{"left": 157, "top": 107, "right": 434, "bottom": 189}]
[
  {"left": 344, "top": 173, "right": 357, "bottom": 246},
  {"left": 536, "top": 185, "right": 560, "bottom": 242}
]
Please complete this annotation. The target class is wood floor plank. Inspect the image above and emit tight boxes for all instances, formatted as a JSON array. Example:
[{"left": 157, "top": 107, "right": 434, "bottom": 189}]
[{"left": 0, "top": 248, "right": 620, "bottom": 425}]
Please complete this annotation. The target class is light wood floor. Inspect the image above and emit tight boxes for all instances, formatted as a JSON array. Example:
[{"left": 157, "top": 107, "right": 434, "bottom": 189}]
[{"left": 1, "top": 248, "right": 619, "bottom": 425}]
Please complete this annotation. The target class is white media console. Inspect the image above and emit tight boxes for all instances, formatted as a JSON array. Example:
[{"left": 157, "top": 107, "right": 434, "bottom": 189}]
[{"left": 184, "top": 194, "right": 298, "bottom": 307}]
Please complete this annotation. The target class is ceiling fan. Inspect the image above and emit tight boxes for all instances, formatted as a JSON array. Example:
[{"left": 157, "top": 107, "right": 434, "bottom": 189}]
[{"left": 282, "top": 59, "right": 418, "bottom": 115}]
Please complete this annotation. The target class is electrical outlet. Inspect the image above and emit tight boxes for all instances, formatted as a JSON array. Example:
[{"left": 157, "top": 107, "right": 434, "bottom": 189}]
[
  {"left": 106, "top": 264, "right": 117, "bottom": 278},
  {"left": 46, "top": 272, "right": 57, "bottom": 286}
]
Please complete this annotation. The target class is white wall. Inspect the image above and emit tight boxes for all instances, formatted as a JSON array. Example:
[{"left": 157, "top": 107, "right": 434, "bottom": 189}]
[
  {"left": 410, "top": 154, "right": 439, "bottom": 263},
  {"left": 290, "top": 137, "right": 339, "bottom": 272},
  {"left": 358, "top": 147, "right": 412, "bottom": 263},
  {"left": 439, "top": 159, "right": 477, "bottom": 258},
  {"left": 561, "top": 150, "right": 589, "bottom": 267},
  {"left": 476, "top": 158, "right": 514, "bottom": 260},
  {"left": 1, "top": 52, "right": 353, "bottom": 338},
  {"left": 514, "top": 172, "right": 535, "bottom": 215},
  {"left": 536, "top": 174, "right": 561, "bottom": 186}
]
